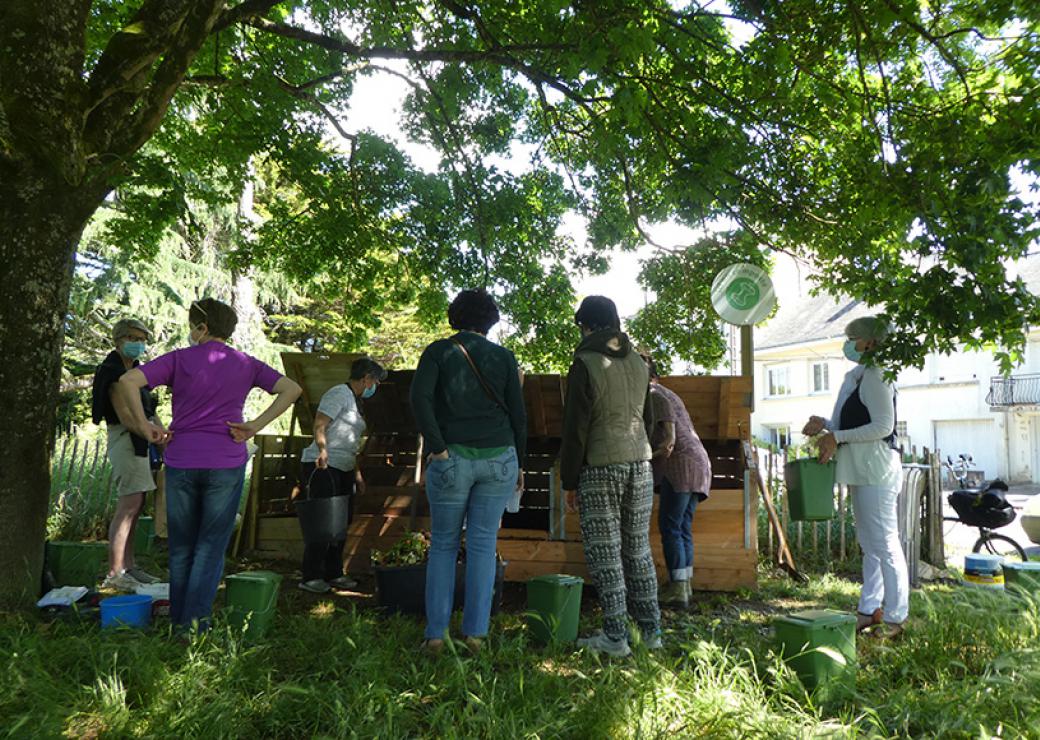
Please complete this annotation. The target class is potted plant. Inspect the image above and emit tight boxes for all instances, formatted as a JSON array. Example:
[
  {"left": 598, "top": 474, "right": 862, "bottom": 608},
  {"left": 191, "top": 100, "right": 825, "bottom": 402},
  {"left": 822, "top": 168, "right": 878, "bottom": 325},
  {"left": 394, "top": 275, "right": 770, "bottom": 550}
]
[{"left": 370, "top": 531, "right": 507, "bottom": 615}]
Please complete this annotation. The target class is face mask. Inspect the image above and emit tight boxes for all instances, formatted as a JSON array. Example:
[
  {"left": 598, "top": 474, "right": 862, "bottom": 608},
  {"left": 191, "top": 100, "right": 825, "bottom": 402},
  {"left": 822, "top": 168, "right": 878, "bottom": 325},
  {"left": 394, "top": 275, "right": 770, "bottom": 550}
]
[
  {"left": 843, "top": 339, "right": 864, "bottom": 363},
  {"left": 122, "top": 341, "right": 146, "bottom": 359},
  {"left": 361, "top": 384, "right": 377, "bottom": 399}
]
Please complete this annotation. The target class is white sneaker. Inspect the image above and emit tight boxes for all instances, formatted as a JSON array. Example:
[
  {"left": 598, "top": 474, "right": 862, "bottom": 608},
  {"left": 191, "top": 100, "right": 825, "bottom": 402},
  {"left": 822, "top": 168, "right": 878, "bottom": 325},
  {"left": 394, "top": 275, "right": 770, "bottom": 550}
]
[
  {"left": 126, "top": 567, "right": 161, "bottom": 584},
  {"left": 328, "top": 576, "right": 358, "bottom": 590},
  {"left": 577, "top": 630, "right": 632, "bottom": 658},
  {"left": 102, "top": 570, "right": 142, "bottom": 592},
  {"left": 298, "top": 579, "right": 331, "bottom": 594}
]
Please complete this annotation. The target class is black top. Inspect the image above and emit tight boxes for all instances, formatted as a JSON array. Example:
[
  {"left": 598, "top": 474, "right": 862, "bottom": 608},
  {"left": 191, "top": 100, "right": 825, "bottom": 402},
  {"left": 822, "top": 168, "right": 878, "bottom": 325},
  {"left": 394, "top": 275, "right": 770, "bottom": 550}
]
[
  {"left": 91, "top": 350, "right": 157, "bottom": 457},
  {"left": 410, "top": 332, "right": 527, "bottom": 459},
  {"left": 838, "top": 378, "right": 898, "bottom": 450}
]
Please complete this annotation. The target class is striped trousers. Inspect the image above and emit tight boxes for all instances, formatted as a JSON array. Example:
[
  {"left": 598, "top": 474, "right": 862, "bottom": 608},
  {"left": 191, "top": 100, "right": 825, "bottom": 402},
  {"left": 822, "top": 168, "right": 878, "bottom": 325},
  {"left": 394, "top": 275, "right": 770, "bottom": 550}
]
[{"left": 578, "top": 461, "right": 660, "bottom": 641}]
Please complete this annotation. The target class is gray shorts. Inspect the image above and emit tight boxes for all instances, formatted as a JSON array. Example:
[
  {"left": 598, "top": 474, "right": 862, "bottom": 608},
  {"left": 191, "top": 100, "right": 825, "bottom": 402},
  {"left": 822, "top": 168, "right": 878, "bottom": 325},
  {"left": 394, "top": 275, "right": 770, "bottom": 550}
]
[{"left": 107, "top": 424, "right": 157, "bottom": 496}]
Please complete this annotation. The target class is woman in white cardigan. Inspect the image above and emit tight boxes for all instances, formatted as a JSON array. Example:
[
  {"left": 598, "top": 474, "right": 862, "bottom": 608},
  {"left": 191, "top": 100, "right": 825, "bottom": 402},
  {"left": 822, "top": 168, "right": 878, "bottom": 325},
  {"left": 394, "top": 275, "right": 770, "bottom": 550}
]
[{"left": 802, "top": 316, "right": 907, "bottom": 638}]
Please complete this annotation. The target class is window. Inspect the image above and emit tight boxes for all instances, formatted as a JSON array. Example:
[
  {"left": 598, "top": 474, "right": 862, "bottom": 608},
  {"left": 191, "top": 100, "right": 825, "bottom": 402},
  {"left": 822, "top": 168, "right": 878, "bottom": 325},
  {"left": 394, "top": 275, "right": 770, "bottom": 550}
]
[
  {"left": 766, "top": 365, "right": 790, "bottom": 397},
  {"left": 896, "top": 421, "right": 908, "bottom": 436},
  {"left": 811, "top": 362, "right": 830, "bottom": 393},
  {"left": 768, "top": 426, "right": 791, "bottom": 449}
]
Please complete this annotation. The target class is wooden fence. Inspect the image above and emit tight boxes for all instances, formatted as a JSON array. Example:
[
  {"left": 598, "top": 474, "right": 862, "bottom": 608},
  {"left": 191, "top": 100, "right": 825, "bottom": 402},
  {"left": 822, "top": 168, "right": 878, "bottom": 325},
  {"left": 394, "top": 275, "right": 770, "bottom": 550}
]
[{"left": 756, "top": 446, "right": 944, "bottom": 583}]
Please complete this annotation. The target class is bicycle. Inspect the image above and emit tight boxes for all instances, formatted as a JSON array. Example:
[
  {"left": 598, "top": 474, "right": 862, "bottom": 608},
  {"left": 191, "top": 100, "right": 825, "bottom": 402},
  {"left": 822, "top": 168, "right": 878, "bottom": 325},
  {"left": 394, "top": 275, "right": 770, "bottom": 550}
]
[{"left": 942, "top": 454, "right": 1028, "bottom": 562}]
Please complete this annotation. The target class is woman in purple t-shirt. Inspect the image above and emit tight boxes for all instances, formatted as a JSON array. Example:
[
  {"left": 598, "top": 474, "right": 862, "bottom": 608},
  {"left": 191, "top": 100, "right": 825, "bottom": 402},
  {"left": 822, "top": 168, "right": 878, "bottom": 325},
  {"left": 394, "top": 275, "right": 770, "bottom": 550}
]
[{"left": 118, "top": 298, "right": 301, "bottom": 630}]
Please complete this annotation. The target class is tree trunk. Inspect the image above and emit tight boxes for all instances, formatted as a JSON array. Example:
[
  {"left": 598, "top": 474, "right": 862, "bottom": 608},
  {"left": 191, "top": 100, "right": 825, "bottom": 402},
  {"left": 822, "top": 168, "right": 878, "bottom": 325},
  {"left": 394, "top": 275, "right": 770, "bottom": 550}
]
[{"left": 0, "top": 173, "right": 98, "bottom": 608}]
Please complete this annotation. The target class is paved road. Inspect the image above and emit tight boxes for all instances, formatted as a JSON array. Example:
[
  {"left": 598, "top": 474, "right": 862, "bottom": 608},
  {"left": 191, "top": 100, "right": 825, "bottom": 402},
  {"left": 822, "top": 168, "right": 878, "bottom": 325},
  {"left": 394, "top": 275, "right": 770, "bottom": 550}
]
[{"left": 942, "top": 483, "right": 1040, "bottom": 563}]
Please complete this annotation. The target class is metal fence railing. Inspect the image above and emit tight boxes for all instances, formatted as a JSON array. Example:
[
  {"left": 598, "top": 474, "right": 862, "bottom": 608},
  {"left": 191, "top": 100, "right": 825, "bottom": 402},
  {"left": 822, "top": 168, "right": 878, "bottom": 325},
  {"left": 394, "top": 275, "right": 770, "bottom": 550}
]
[{"left": 988, "top": 373, "right": 1040, "bottom": 407}]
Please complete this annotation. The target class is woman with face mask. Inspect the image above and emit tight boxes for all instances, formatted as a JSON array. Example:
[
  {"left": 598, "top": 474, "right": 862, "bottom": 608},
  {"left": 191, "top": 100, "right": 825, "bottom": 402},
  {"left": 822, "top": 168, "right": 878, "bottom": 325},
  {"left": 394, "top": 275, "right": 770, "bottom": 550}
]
[
  {"left": 802, "top": 315, "right": 907, "bottom": 638},
  {"left": 91, "top": 318, "right": 168, "bottom": 591},
  {"left": 296, "top": 357, "right": 387, "bottom": 594}
]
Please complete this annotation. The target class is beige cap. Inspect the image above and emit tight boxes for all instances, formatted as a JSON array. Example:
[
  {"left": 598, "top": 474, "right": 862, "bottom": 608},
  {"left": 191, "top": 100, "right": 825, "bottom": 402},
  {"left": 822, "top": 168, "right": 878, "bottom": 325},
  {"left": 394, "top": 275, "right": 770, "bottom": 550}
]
[{"left": 112, "top": 318, "right": 152, "bottom": 342}]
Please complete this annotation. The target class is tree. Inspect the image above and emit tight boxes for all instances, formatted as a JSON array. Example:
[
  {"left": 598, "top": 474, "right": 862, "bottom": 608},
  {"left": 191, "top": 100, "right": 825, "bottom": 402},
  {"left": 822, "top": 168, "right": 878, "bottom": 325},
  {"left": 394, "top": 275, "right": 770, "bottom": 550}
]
[{"left": 2, "top": 0, "right": 1038, "bottom": 606}]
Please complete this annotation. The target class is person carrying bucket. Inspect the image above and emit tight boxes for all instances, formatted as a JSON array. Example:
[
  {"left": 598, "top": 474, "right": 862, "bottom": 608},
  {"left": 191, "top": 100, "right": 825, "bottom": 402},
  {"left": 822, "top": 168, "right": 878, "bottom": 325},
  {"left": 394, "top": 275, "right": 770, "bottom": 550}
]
[
  {"left": 297, "top": 357, "right": 387, "bottom": 594},
  {"left": 117, "top": 298, "right": 301, "bottom": 632}
]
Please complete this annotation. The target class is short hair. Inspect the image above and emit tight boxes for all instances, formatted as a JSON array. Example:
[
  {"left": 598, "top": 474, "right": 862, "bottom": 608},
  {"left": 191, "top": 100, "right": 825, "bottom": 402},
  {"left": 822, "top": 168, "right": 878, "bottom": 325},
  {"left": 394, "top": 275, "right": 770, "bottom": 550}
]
[
  {"left": 112, "top": 318, "right": 151, "bottom": 343},
  {"left": 574, "top": 296, "right": 620, "bottom": 331},
  {"left": 640, "top": 352, "right": 661, "bottom": 379},
  {"left": 845, "top": 315, "right": 890, "bottom": 344},
  {"left": 447, "top": 289, "right": 500, "bottom": 334},
  {"left": 189, "top": 297, "right": 238, "bottom": 340},
  {"left": 350, "top": 357, "right": 388, "bottom": 382}
]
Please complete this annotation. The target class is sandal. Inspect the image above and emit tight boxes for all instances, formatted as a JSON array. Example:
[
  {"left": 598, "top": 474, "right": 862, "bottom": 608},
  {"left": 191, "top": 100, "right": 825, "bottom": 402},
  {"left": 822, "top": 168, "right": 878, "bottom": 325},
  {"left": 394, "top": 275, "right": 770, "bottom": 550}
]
[
  {"left": 856, "top": 608, "right": 883, "bottom": 633},
  {"left": 420, "top": 639, "right": 445, "bottom": 656},
  {"left": 872, "top": 622, "right": 905, "bottom": 640}
]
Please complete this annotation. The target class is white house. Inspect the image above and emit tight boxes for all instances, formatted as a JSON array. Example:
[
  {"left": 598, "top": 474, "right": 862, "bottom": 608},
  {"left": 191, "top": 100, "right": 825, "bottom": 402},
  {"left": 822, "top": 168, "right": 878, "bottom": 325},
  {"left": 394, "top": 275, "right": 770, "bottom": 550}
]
[{"left": 751, "top": 257, "right": 1040, "bottom": 484}]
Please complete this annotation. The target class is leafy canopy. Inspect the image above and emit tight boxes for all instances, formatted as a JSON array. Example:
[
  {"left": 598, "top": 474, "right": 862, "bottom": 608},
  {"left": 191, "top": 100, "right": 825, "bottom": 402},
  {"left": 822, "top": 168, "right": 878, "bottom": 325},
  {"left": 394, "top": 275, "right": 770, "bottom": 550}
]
[{"left": 80, "top": 0, "right": 1040, "bottom": 371}]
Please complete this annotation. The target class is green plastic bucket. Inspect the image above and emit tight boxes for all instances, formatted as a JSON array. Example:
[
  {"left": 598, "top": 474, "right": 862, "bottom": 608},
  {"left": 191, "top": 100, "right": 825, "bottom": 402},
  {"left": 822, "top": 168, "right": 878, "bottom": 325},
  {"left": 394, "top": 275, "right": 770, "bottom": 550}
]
[
  {"left": 134, "top": 516, "right": 155, "bottom": 554},
  {"left": 526, "top": 574, "right": 583, "bottom": 644},
  {"left": 774, "top": 609, "right": 857, "bottom": 691},
  {"left": 225, "top": 570, "right": 282, "bottom": 640},
  {"left": 1003, "top": 562, "right": 1040, "bottom": 594},
  {"left": 784, "top": 458, "right": 837, "bottom": 521},
  {"left": 45, "top": 541, "right": 108, "bottom": 587}
]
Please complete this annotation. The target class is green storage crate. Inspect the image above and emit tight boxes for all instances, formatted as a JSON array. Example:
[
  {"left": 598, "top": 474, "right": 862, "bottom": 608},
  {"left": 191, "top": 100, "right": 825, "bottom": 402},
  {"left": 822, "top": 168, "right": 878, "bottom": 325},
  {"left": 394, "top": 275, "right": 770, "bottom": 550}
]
[
  {"left": 225, "top": 570, "right": 282, "bottom": 640},
  {"left": 784, "top": 458, "right": 837, "bottom": 521},
  {"left": 774, "top": 609, "right": 856, "bottom": 690},
  {"left": 134, "top": 516, "right": 155, "bottom": 554},
  {"left": 46, "top": 541, "right": 108, "bottom": 587},
  {"left": 526, "top": 574, "right": 584, "bottom": 644},
  {"left": 1003, "top": 562, "right": 1040, "bottom": 594}
]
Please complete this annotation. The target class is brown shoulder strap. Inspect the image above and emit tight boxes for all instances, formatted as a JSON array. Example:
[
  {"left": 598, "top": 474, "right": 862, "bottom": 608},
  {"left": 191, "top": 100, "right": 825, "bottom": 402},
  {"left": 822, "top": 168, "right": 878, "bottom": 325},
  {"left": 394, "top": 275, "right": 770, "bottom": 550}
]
[{"left": 451, "top": 337, "right": 507, "bottom": 411}]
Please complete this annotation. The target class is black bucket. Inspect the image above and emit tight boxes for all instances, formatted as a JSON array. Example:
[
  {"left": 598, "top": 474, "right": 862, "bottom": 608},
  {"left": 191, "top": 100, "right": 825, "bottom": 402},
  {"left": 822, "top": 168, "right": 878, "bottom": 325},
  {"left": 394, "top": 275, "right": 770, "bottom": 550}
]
[{"left": 294, "top": 468, "right": 350, "bottom": 544}]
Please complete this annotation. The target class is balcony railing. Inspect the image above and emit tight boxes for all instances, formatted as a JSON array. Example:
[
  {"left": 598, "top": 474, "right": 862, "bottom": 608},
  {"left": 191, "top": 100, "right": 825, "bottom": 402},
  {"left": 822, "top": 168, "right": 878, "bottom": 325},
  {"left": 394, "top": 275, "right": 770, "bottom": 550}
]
[{"left": 988, "top": 373, "right": 1040, "bottom": 407}]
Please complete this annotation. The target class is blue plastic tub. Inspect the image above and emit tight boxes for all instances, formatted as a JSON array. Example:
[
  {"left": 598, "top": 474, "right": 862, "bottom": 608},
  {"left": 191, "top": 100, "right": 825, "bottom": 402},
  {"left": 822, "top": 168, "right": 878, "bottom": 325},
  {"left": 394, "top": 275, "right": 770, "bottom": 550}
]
[{"left": 101, "top": 594, "right": 153, "bottom": 628}]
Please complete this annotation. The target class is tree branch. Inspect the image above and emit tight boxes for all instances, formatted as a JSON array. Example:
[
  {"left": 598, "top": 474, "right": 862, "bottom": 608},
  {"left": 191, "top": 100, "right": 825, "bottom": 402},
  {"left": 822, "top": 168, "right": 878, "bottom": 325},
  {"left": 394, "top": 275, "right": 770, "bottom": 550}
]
[
  {"left": 99, "top": 1, "right": 226, "bottom": 169},
  {"left": 215, "top": 0, "right": 287, "bottom": 32},
  {"left": 84, "top": 0, "right": 197, "bottom": 114}
]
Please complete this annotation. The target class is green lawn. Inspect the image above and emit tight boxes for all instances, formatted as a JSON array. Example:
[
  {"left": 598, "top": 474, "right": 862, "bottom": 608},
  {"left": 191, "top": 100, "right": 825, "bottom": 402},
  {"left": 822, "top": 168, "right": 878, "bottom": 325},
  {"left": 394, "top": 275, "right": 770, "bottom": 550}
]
[{"left": 4, "top": 569, "right": 1039, "bottom": 739}]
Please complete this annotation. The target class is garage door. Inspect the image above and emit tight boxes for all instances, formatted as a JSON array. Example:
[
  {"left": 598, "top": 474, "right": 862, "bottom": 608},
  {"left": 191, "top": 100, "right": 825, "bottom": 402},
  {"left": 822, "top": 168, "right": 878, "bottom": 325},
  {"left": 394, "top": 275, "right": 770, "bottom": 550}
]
[{"left": 933, "top": 420, "right": 1003, "bottom": 480}]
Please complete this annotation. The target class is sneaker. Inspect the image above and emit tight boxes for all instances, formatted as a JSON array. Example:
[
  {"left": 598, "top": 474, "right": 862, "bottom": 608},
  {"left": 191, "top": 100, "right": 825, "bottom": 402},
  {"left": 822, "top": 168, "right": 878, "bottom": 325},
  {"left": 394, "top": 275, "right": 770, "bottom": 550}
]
[
  {"left": 298, "top": 579, "right": 331, "bottom": 594},
  {"left": 126, "top": 567, "right": 161, "bottom": 584},
  {"left": 659, "top": 580, "right": 689, "bottom": 608},
  {"left": 641, "top": 632, "right": 664, "bottom": 650},
  {"left": 328, "top": 576, "right": 358, "bottom": 590},
  {"left": 102, "top": 570, "right": 142, "bottom": 592},
  {"left": 577, "top": 630, "right": 632, "bottom": 658}
]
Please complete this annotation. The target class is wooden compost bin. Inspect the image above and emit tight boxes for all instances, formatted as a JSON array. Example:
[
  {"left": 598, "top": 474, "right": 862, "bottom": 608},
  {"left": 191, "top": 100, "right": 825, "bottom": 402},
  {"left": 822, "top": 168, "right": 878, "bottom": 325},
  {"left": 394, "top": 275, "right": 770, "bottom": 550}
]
[{"left": 243, "top": 353, "right": 757, "bottom": 591}]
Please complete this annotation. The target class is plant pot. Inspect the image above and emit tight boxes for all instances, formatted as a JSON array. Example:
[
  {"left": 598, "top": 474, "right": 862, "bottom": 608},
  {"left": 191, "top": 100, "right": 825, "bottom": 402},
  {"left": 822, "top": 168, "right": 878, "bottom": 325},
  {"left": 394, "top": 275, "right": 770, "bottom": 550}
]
[
  {"left": 134, "top": 516, "right": 155, "bottom": 554},
  {"left": 45, "top": 541, "right": 108, "bottom": 588},
  {"left": 374, "top": 561, "right": 507, "bottom": 616}
]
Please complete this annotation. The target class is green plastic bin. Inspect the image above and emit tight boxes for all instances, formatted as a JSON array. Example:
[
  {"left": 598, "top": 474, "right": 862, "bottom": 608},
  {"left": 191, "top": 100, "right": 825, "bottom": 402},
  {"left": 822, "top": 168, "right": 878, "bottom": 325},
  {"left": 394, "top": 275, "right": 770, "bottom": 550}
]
[
  {"left": 774, "top": 609, "right": 856, "bottom": 690},
  {"left": 526, "top": 574, "right": 584, "bottom": 644},
  {"left": 134, "top": 516, "right": 155, "bottom": 554},
  {"left": 1003, "top": 562, "right": 1040, "bottom": 594},
  {"left": 784, "top": 458, "right": 837, "bottom": 521},
  {"left": 225, "top": 570, "right": 282, "bottom": 640},
  {"left": 46, "top": 541, "right": 108, "bottom": 587}
]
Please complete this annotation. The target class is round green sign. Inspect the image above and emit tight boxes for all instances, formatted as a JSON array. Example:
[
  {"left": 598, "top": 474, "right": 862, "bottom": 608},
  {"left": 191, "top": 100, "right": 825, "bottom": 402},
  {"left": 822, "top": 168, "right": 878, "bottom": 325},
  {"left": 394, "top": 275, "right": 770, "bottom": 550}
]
[
  {"left": 724, "top": 277, "right": 761, "bottom": 310},
  {"left": 711, "top": 263, "right": 776, "bottom": 325}
]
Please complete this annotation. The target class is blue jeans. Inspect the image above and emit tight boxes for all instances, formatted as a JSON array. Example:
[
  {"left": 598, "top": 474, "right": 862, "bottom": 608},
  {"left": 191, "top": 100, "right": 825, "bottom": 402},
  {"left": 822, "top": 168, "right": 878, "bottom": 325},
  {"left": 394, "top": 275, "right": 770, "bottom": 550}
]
[
  {"left": 165, "top": 466, "right": 246, "bottom": 629},
  {"left": 424, "top": 448, "right": 517, "bottom": 639},
  {"left": 658, "top": 478, "right": 704, "bottom": 582}
]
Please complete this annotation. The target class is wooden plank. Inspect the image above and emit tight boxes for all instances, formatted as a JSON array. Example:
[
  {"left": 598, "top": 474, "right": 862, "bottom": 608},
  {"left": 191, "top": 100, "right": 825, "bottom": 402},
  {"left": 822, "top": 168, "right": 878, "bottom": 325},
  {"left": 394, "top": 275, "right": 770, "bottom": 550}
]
[
  {"left": 527, "top": 376, "right": 548, "bottom": 437},
  {"left": 503, "top": 560, "right": 756, "bottom": 590}
]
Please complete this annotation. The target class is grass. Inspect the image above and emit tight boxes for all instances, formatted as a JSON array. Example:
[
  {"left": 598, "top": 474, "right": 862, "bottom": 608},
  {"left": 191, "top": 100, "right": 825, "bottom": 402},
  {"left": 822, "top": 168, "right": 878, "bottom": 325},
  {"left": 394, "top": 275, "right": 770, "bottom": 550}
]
[{"left": 5, "top": 567, "right": 1040, "bottom": 739}]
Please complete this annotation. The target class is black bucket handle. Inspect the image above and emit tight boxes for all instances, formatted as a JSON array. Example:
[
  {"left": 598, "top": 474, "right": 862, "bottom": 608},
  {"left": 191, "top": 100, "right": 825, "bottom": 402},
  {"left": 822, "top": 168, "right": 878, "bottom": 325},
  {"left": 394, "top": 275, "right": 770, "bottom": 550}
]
[{"left": 304, "top": 465, "right": 339, "bottom": 501}]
